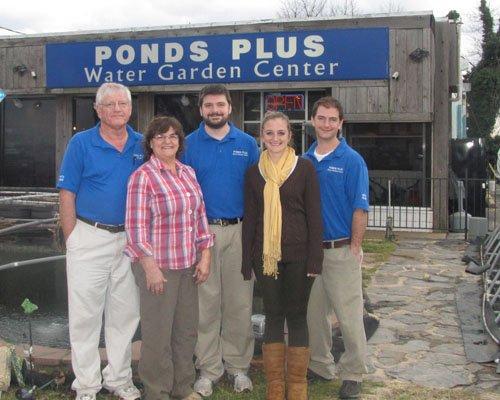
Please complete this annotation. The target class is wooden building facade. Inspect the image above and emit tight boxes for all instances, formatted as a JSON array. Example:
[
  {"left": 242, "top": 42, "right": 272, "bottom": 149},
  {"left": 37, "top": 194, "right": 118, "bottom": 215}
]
[{"left": 0, "top": 12, "right": 460, "bottom": 230}]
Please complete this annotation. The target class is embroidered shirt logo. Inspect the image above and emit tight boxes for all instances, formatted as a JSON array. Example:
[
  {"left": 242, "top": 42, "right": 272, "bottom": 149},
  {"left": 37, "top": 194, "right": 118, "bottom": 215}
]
[
  {"left": 233, "top": 150, "right": 249, "bottom": 157},
  {"left": 133, "top": 153, "right": 144, "bottom": 161},
  {"left": 327, "top": 166, "right": 343, "bottom": 173},
  {"left": 58, "top": 175, "right": 64, "bottom": 182},
  {"left": 361, "top": 194, "right": 367, "bottom": 201}
]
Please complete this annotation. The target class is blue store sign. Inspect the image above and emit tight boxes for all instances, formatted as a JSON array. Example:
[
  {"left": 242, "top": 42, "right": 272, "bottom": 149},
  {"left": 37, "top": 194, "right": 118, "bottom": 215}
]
[{"left": 46, "top": 27, "right": 389, "bottom": 88}]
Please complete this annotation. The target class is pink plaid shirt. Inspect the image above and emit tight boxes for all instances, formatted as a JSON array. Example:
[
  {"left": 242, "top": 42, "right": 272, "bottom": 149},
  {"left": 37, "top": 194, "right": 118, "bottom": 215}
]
[{"left": 125, "top": 155, "right": 214, "bottom": 270}]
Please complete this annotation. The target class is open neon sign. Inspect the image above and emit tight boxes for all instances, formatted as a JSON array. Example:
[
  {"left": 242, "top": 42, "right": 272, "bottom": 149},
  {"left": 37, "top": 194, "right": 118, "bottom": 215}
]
[{"left": 265, "top": 94, "right": 305, "bottom": 111}]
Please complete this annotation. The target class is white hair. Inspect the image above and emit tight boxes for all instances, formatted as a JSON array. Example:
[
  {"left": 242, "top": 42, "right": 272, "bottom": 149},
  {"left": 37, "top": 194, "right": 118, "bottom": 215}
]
[{"left": 95, "top": 82, "right": 131, "bottom": 104}]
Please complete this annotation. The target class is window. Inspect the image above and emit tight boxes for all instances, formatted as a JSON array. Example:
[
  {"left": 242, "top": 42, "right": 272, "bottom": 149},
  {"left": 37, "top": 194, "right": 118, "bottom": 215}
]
[
  {"left": 243, "top": 89, "right": 329, "bottom": 153},
  {"left": 346, "top": 123, "right": 426, "bottom": 172},
  {"left": 346, "top": 123, "right": 431, "bottom": 206},
  {"left": 73, "top": 97, "right": 97, "bottom": 134},
  {"left": 1, "top": 98, "right": 56, "bottom": 187},
  {"left": 155, "top": 94, "right": 201, "bottom": 135},
  {"left": 243, "top": 92, "right": 260, "bottom": 121},
  {"left": 73, "top": 96, "right": 138, "bottom": 134}
]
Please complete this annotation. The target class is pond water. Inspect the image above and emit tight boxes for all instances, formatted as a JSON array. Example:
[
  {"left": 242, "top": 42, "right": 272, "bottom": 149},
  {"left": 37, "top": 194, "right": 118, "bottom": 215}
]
[
  {"left": 0, "top": 229, "right": 74, "bottom": 348},
  {"left": 0, "top": 228, "right": 263, "bottom": 350}
]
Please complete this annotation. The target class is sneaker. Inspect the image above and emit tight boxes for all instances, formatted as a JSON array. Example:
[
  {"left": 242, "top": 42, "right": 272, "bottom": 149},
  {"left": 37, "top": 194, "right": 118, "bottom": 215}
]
[
  {"left": 339, "top": 380, "right": 362, "bottom": 399},
  {"left": 181, "top": 392, "right": 202, "bottom": 400},
  {"left": 107, "top": 384, "right": 141, "bottom": 400},
  {"left": 233, "top": 373, "right": 253, "bottom": 393},
  {"left": 76, "top": 393, "right": 96, "bottom": 400},
  {"left": 194, "top": 377, "right": 213, "bottom": 397}
]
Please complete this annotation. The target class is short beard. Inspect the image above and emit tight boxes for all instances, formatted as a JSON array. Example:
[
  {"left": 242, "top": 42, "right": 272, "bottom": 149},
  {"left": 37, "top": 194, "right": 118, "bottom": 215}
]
[{"left": 203, "top": 115, "right": 229, "bottom": 130}]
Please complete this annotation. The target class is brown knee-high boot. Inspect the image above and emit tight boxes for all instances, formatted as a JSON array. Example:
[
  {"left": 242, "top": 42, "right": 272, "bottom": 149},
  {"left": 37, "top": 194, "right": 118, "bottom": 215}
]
[
  {"left": 286, "top": 346, "right": 310, "bottom": 400},
  {"left": 262, "top": 343, "right": 286, "bottom": 400}
]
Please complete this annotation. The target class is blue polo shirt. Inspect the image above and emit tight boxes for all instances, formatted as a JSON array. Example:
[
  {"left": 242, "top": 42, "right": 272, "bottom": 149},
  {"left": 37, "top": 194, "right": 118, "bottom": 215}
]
[
  {"left": 304, "top": 138, "right": 369, "bottom": 241},
  {"left": 57, "top": 123, "right": 144, "bottom": 225},
  {"left": 182, "top": 122, "right": 259, "bottom": 219}
]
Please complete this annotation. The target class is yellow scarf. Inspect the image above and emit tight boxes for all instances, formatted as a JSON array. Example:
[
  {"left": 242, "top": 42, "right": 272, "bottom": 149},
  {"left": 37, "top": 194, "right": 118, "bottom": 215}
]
[{"left": 258, "top": 147, "right": 297, "bottom": 278}]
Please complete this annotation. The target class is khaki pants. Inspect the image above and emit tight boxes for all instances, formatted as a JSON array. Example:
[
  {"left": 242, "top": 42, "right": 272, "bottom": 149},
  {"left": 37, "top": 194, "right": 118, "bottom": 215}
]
[
  {"left": 66, "top": 220, "right": 139, "bottom": 394},
  {"left": 133, "top": 264, "right": 198, "bottom": 400},
  {"left": 195, "top": 223, "right": 254, "bottom": 381},
  {"left": 307, "top": 246, "right": 368, "bottom": 382}
]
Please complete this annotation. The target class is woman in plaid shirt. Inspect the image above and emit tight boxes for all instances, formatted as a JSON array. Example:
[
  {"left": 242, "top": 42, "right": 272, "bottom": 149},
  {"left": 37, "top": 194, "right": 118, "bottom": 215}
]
[{"left": 125, "top": 116, "right": 213, "bottom": 400}]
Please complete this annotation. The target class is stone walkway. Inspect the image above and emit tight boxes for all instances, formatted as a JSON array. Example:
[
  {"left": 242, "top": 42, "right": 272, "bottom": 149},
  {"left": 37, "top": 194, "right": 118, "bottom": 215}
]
[{"left": 366, "top": 235, "right": 500, "bottom": 395}]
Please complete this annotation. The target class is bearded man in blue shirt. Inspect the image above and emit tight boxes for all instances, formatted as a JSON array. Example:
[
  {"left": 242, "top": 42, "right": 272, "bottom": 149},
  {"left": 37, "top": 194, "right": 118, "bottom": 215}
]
[
  {"left": 304, "top": 97, "right": 369, "bottom": 400},
  {"left": 182, "top": 84, "right": 259, "bottom": 397}
]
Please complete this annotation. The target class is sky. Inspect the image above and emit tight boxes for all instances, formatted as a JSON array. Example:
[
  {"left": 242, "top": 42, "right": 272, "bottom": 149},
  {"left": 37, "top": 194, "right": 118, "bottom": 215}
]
[{"left": 0, "top": 0, "right": 498, "bottom": 65}]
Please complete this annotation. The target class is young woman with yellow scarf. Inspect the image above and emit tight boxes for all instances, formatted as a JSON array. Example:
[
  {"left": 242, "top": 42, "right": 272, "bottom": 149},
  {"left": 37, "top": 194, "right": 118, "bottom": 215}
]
[{"left": 242, "top": 112, "right": 323, "bottom": 400}]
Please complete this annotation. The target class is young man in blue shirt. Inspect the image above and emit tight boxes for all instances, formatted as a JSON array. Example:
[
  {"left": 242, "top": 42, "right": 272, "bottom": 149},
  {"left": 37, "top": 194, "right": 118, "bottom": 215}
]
[
  {"left": 304, "top": 97, "right": 369, "bottom": 399},
  {"left": 58, "top": 83, "right": 143, "bottom": 400},
  {"left": 182, "top": 84, "right": 260, "bottom": 397}
]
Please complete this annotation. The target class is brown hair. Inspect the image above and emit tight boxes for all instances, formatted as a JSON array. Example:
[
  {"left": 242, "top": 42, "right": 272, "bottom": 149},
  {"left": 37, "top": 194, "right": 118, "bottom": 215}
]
[
  {"left": 144, "top": 116, "right": 185, "bottom": 160},
  {"left": 198, "top": 84, "right": 232, "bottom": 107},
  {"left": 261, "top": 111, "right": 294, "bottom": 148},
  {"left": 311, "top": 96, "right": 344, "bottom": 120}
]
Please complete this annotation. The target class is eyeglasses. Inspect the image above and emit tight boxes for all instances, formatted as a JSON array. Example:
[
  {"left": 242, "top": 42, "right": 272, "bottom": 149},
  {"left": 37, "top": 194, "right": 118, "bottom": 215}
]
[
  {"left": 153, "top": 133, "right": 179, "bottom": 141},
  {"left": 99, "top": 101, "right": 131, "bottom": 109}
]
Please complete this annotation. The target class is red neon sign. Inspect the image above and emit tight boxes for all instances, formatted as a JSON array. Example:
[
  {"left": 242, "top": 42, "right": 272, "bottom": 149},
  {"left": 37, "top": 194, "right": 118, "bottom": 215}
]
[{"left": 265, "top": 94, "right": 305, "bottom": 112}]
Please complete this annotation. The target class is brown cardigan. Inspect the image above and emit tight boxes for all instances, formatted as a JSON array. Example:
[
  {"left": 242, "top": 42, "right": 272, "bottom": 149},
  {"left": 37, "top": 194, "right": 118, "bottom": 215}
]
[{"left": 241, "top": 157, "right": 324, "bottom": 280}]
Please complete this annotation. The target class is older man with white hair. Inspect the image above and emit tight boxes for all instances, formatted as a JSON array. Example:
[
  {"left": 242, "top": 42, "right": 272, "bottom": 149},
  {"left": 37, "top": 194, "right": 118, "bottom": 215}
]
[{"left": 58, "top": 83, "right": 144, "bottom": 400}]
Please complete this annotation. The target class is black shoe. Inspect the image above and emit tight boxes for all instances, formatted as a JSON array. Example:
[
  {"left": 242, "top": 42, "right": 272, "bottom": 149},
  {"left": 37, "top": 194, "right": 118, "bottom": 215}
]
[
  {"left": 364, "top": 312, "right": 380, "bottom": 341},
  {"left": 339, "top": 380, "right": 362, "bottom": 399},
  {"left": 306, "top": 369, "right": 332, "bottom": 383}
]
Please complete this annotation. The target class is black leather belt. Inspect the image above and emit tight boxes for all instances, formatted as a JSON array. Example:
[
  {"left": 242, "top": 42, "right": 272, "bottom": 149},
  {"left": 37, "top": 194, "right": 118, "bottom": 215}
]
[
  {"left": 77, "top": 216, "right": 125, "bottom": 233},
  {"left": 322, "top": 239, "right": 351, "bottom": 249},
  {"left": 207, "top": 218, "right": 242, "bottom": 226}
]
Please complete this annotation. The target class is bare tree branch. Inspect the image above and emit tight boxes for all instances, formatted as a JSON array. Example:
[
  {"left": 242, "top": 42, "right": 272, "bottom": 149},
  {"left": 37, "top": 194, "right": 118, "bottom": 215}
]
[
  {"left": 330, "top": 0, "right": 359, "bottom": 17},
  {"left": 278, "top": 0, "right": 328, "bottom": 19},
  {"left": 378, "top": 0, "right": 405, "bottom": 14},
  {"left": 462, "top": 10, "right": 484, "bottom": 66}
]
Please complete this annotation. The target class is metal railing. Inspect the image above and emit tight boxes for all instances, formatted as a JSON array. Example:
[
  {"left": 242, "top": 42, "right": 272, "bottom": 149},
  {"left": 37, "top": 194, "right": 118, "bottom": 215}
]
[
  {"left": 463, "top": 226, "right": 500, "bottom": 344},
  {"left": 369, "top": 177, "right": 441, "bottom": 231},
  {"left": 451, "top": 175, "right": 498, "bottom": 238},
  {"left": 367, "top": 176, "right": 498, "bottom": 233}
]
